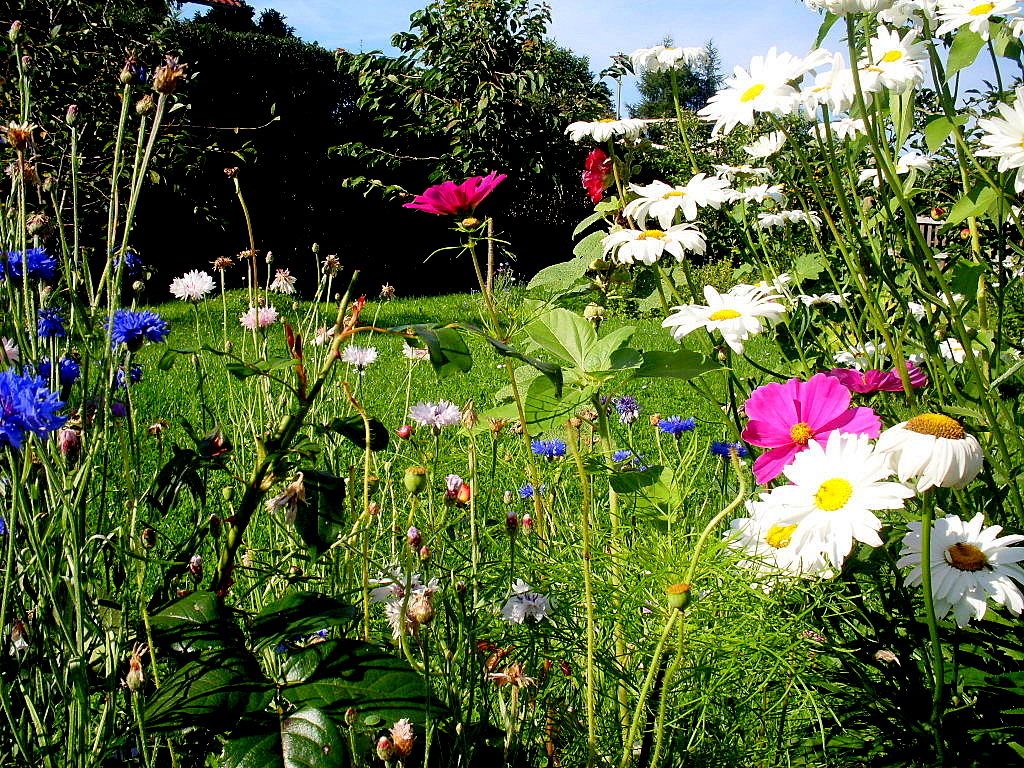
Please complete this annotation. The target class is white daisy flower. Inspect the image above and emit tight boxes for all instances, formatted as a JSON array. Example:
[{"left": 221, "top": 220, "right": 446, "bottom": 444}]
[
  {"left": 662, "top": 283, "right": 786, "bottom": 354},
  {"left": 409, "top": 400, "right": 462, "bottom": 429},
  {"left": 977, "top": 86, "right": 1024, "bottom": 193},
  {"left": 565, "top": 118, "right": 654, "bottom": 143},
  {"left": 602, "top": 224, "right": 707, "bottom": 265},
  {"left": 624, "top": 175, "right": 731, "bottom": 227},
  {"left": 726, "top": 497, "right": 834, "bottom": 579},
  {"left": 861, "top": 27, "right": 927, "bottom": 93},
  {"left": 805, "top": 0, "right": 897, "bottom": 13},
  {"left": 757, "top": 209, "right": 822, "bottom": 228},
  {"left": 630, "top": 44, "right": 706, "bottom": 73},
  {"left": 935, "top": 0, "right": 1019, "bottom": 40},
  {"left": 858, "top": 151, "right": 930, "bottom": 186},
  {"left": 801, "top": 51, "right": 858, "bottom": 114},
  {"left": 799, "top": 292, "right": 849, "bottom": 306},
  {"left": 937, "top": 337, "right": 972, "bottom": 363},
  {"left": 713, "top": 163, "right": 771, "bottom": 182},
  {"left": 269, "top": 268, "right": 298, "bottom": 295},
  {"left": 876, "top": 413, "right": 984, "bottom": 491},
  {"left": 169, "top": 269, "right": 215, "bottom": 301},
  {"left": 898, "top": 513, "right": 1024, "bottom": 627},
  {"left": 743, "top": 131, "right": 787, "bottom": 158},
  {"left": 739, "top": 183, "right": 787, "bottom": 203},
  {"left": 759, "top": 431, "right": 915, "bottom": 567},
  {"left": 834, "top": 341, "right": 886, "bottom": 370},
  {"left": 341, "top": 344, "right": 378, "bottom": 372},
  {"left": 879, "top": 0, "right": 940, "bottom": 26},
  {"left": 811, "top": 117, "right": 868, "bottom": 141},
  {"left": 699, "top": 47, "right": 823, "bottom": 136},
  {"left": 502, "top": 579, "right": 553, "bottom": 624}
]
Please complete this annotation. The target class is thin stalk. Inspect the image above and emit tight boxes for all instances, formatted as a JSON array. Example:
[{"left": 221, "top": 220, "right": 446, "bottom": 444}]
[{"left": 919, "top": 493, "right": 946, "bottom": 765}]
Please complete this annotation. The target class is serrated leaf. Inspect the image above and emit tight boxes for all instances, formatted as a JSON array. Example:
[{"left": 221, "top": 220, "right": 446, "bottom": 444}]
[
  {"left": 791, "top": 252, "right": 824, "bottom": 282},
  {"left": 947, "top": 28, "right": 985, "bottom": 79},
  {"left": 636, "top": 350, "right": 720, "bottom": 380},
  {"left": 282, "top": 640, "right": 444, "bottom": 724},
  {"left": 526, "top": 256, "right": 591, "bottom": 296},
  {"left": 251, "top": 593, "right": 358, "bottom": 649}
]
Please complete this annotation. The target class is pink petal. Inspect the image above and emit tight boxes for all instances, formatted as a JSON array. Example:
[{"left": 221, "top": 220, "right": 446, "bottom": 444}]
[
  {"left": 817, "top": 405, "right": 881, "bottom": 438},
  {"left": 752, "top": 444, "right": 803, "bottom": 484},
  {"left": 794, "top": 373, "right": 851, "bottom": 428},
  {"left": 744, "top": 380, "right": 799, "bottom": 426}
]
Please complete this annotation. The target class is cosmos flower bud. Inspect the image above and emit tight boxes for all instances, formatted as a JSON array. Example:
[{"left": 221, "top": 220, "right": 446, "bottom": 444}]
[
  {"left": 665, "top": 583, "right": 691, "bottom": 611},
  {"left": 375, "top": 736, "right": 395, "bottom": 761},
  {"left": 65, "top": 105, "right": 78, "bottom": 126},
  {"left": 460, "top": 217, "right": 481, "bottom": 229},
  {"left": 406, "top": 526, "right": 421, "bottom": 550},
  {"left": 9, "top": 20, "right": 21, "bottom": 43},
  {"left": 397, "top": 425, "right": 413, "bottom": 440},
  {"left": 506, "top": 510, "right": 518, "bottom": 535},
  {"left": 403, "top": 467, "right": 427, "bottom": 495}
]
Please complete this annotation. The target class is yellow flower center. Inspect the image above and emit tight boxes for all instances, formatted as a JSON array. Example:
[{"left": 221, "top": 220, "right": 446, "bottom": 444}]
[
  {"left": 665, "top": 46, "right": 679, "bottom": 51},
  {"left": 814, "top": 478, "right": 853, "bottom": 511},
  {"left": 944, "top": 542, "right": 990, "bottom": 572},
  {"left": 905, "top": 413, "right": 965, "bottom": 441},
  {"left": 790, "top": 422, "right": 814, "bottom": 446},
  {"left": 741, "top": 83, "right": 766, "bottom": 102},
  {"left": 599, "top": 118, "right": 617, "bottom": 123},
  {"left": 969, "top": 3, "right": 995, "bottom": 15},
  {"left": 663, "top": 190, "right": 686, "bottom": 197},
  {"left": 639, "top": 229, "right": 665, "bottom": 240},
  {"left": 882, "top": 49, "right": 904, "bottom": 63},
  {"left": 766, "top": 523, "right": 798, "bottom": 549},
  {"left": 708, "top": 308, "right": 742, "bottom": 321}
]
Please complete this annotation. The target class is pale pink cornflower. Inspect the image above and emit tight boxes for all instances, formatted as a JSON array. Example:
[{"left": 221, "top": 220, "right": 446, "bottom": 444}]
[
  {"left": 169, "top": 269, "right": 215, "bottom": 301},
  {"left": 403, "top": 343, "right": 430, "bottom": 362},
  {"left": 341, "top": 345, "right": 378, "bottom": 372},
  {"left": 239, "top": 305, "right": 278, "bottom": 330},
  {"left": 1, "top": 337, "right": 18, "bottom": 365},
  {"left": 409, "top": 401, "right": 462, "bottom": 430},
  {"left": 269, "top": 268, "right": 297, "bottom": 295}
]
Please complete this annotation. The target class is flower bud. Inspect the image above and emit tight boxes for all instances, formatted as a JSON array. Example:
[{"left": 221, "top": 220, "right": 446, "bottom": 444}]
[
  {"left": 406, "top": 526, "right": 421, "bottom": 550},
  {"left": 419, "top": 545, "right": 431, "bottom": 562},
  {"left": 265, "top": 251, "right": 274, "bottom": 264},
  {"left": 502, "top": 490, "right": 513, "bottom": 505},
  {"left": 131, "top": 280, "right": 145, "bottom": 293},
  {"left": 461, "top": 403, "right": 478, "bottom": 430},
  {"left": 209, "top": 514, "right": 221, "bottom": 538},
  {"left": 58, "top": 427, "right": 80, "bottom": 458},
  {"left": 408, "top": 591, "right": 434, "bottom": 625},
  {"left": 665, "top": 582, "right": 691, "bottom": 611},
  {"left": 376, "top": 736, "right": 395, "bottom": 761},
  {"left": 344, "top": 707, "right": 357, "bottom": 726},
  {"left": 312, "top": 242, "right": 321, "bottom": 254},
  {"left": 188, "top": 554, "right": 203, "bottom": 584},
  {"left": 403, "top": 467, "right": 427, "bottom": 495},
  {"left": 506, "top": 509, "right": 518, "bottom": 535},
  {"left": 65, "top": 104, "right": 78, "bottom": 126},
  {"left": 125, "top": 644, "right": 147, "bottom": 691},
  {"left": 221, "top": 486, "right": 235, "bottom": 502},
  {"left": 522, "top": 513, "right": 533, "bottom": 532},
  {"left": 489, "top": 418, "right": 506, "bottom": 434},
  {"left": 20, "top": 55, "right": 31, "bottom": 70},
  {"left": 929, "top": 207, "right": 945, "bottom": 221},
  {"left": 367, "top": 502, "right": 381, "bottom": 516},
  {"left": 135, "top": 94, "right": 155, "bottom": 116},
  {"left": 141, "top": 528, "right": 157, "bottom": 549},
  {"left": 397, "top": 425, "right": 413, "bottom": 440},
  {"left": 153, "top": 55, "right": 187, "bottom": 94},
  {"left": 9, "top": 21, "right": 22, "bottom": 43},
  {"left": 455, "top": 482, "right": 472, "bottom": 505},
  {"left": 460, "top": 216, "right": 480, "bottom": 230}
]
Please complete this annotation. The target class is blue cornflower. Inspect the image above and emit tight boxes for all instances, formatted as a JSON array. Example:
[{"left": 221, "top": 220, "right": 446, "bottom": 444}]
[
  {"left": 37, "top": 308, "right": 67, "bottom": 339},
  {"left": 1, "top": 248, "right": 58, "bottom": 281},
  {"left": 38, "top": 357, "right": 81, "bottom": 386},
  {"left": 615, "top": 396, "right": 641, "bottom": 425},
  {"left": 107, "top": 309, "right": 169, "bottom": 350},
  {"left": 531, "top": 438, "right": 567, "bottom": 459},
  {"left": 658, "top": 416, "right": 697, "bottom": 437},
  {"left": 612, "top": 449, "right": 648, "bottom": 471},
  {"left": 114, "top": 249, "right": 144, "bottom": 278},
  {"left": 116, "top": 364, "right": 144, "bottom": 389},
  {"left": 273, "top": 642, "right": 289, "bottom": 654},
  {"left": 0, "top": 518, "right": 7, "bottom": 535},
  {"left": 612, "top": 449, "right": 634, "bottom": 462},
  {"left": 711, "top": 441, "right": 749, "bottom": 459},
  {"left": 518, "top": 482, "right": 548, "bottom": 500},
  {"left": 0, "top": 368, "right": 67, "bottom": 450}
]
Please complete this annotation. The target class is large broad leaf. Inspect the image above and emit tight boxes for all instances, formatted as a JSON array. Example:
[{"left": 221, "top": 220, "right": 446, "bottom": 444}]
[
  {"left": 251, "top": 592, "right": 357, "bottom": 649},
  {"left": 293, "top": 470, "right": 347, "bottom": 558},
  {"left": 282, "top": 639, "right": 443, "bottom": 725},
  {"left": 144, "top": 650, "right": 272, "bottom": 733},
  {"left": 221, "top": 709, "right": 347, "bottom": 768},
  {"left": 525, "top": 308, "right": 596, "bottom": 370},
  {"left": 946, "top": 28, "right": 985, "bottom": 79},
  {"left": 393, "top": 325, "right": 472, "bottom": 377},
  {"left": 459, "top": 323, "right": 563, "bottom": 396},
  {"left": 636, "top": 350, "right": 720, "bottom": 380},
  {"left": 522, "top": 375, "right": 593, "bottom": 434},
  {"left": 584, "top": 325, "right": 636, "bottom": 373},
  {"left": 609, "top": 466, "right": 677, "bottom": 515},
  {"left": 924, "top": 114, "right": 968, "bottom": 153},
  {"left": 147, "top": 445, "right": 204, "bottom": 515},
  {"left": 149, "top": 591, "right": 244, "bottom": 654},
  {"left": 947, "top": 185, "right": 999, "bottom": 225},
  {"left": 323, "top": 415, "right": 390, "bottom": 451}
]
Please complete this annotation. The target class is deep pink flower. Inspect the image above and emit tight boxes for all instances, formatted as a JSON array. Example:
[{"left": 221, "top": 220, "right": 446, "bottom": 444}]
[
  {"left": 582, "top": 148, "right": 612, "bottom": 203},
  {"left": 741, "top": 373, "right": 882, "bottom": 484},
  {"left": 403, "top": 172, "right": 507, "bottom": 216},
  {"left": 824, "top": 361, "right": 928, "bottom": 394}
]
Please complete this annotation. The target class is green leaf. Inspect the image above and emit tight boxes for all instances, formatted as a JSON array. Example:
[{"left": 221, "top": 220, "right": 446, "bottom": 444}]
[
  {"left": 282, "top": 640, "right": 444, "bottom": 725},
  {"left": 950, "top": 261, "right": 985, "bottom": 298},
  {"left": 992, "top": 21, "right": 1023, "bottom": 60},
  {"left": 293, "top": 470, "right": 348, "bottom": 558},
  {"left": 947, "top": 28, "right": 985, "bottom": 79},
  {"left": 814, "top": 11, "right": 839, "bottom": 49},
  {"left": 147, "top": 446, "right": 205, "bottom": 516},
  {"left": 636, "top": 350, "right": 720, "bottom": 380},
  {"left": 221, "top": 709, "right": 347, "bottom": 768},
  {"left": 572, "top": 229, "right": 605, "bottom": 261},
  {"left": 144, "top": 650, "right": 272, "bottom": 733},
  {"left": 924, "top": 114, "right": 967, "bottom": 153},
  {"left": 522, "top": 375, "right": 592, "bottom": 434},
  {"left": 791, "top": 252, "right": 824, "bottom": 282},
  {"left": 459, "top": 324, "right": 563, "bottom": 396},
  {"left": 947, "top": 185, "right": 998, "bottom": 225},
  {"left": 323, "top": 415, "right": 390, "bottom": 451},
  {"left": 525, "top": 308, "right": 596, "bottom": 370},
  {"left": 251, "top": 592, "right": 357, "bottom": 649},
  {"left": 526, "top": 255, "right": 591, "bottom": 297},
  {"left": 584, "top": 326, "right": 636, "bottom": 372},
  {"left": 397, "top": 325, "right": 472, "bottom": 377},
  {"left": 573, "top": 210, "right": 605, "bottom": 238},
  {"left": 156, "top": 347, "right": 197, "bottom": 372},
  {"left": 149, "top": 591, "right": 244, "bottom": 654}
]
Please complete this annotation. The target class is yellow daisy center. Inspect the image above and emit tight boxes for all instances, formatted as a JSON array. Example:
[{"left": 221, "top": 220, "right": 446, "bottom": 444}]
[
  {"left": 969, "top": 3, "right": 995, "bottom": 15},
  {"left": 944, "top": 542, "right": 990, "bottom": 572},
  {"left": 709, "top": 308, "right": 741, "bottom": 321},
  {"left": 663, "top": 190, "right": 687, "bottom": 198},
  {"left": 599, "top": 118, "right": 617, "bottom": 123},
  {"left": 790, "top": 422, "right": 814, "bottom": 446},
  {"left": 766, "top": 523, "right": 798, "bottom": 549},
  {"left": 905, "top": 413, "right": 965, "bottom": 441},
  {"left": 814, "top": 478, "right": 853, "bottom": 511},
  {"left": 882, "top": 50, "right": 904, "bottom": 63},
  {"left": 665, "top": 46, "right": 679, "bottom": 51},
  {"left": 741, "top": 83, "right": 766, "bottom": 102},
  {"left": 639, "top": 229, "right": 665, "bottom": 240}
]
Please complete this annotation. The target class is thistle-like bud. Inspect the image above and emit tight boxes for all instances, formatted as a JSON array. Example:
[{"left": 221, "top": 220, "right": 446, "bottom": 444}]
[
  {"left": 188, "top": 554, "right": 203, "bottom": 584},
  {"left": 131, "top": 280, "right": 145, "bottom": 293},
  {"left": 522, "top": 513, "right": 533, "bottom": 533},
  {"left": 502, "top": 490, "right": 513, "bottom": 505},
  {"left": 397, "top": 425, "right": 413, "bottom": 440},
  {"left": 311, "top": 242, "right": 321, "bottom": 254},
  {"left": 26, "top": 212, "right": 51, "bottom": 238},
  {"left": 9, "top": 20, "right": 21, "bottom": 43},
  {"left": 408, "top": 590, "right": 434, "bottom": 626},
  {"left": 506, "top": 509, "right": 518, "bottom": 535},
  {"left": 153, "top": 55, "right": 187, "bottom": 94},
  {"left": 135, "top": 94, "right": 155, "bottom": 116},
  {"left": 375, "top": 736, "right": 395, "bottom": 761},
  {"left": 141, "top": 528, "right": 157, "bottom": 549},
  {"left": 461, "top": 402, "right": 479, "bottom": 430},
  {"left": 58, "top": 427, "right": 80, "bottom": 459},
  {"left": 344, "top": 707, "right": 357, "bottom": 726},
  {"left": 419, "top": 545, "right": 431, "bottom": 562},
  {"left": 367, "top": 502, "right": 381, "bottom": 516},
  {"left": 65, "top": 104, "right": 78, "bottom": 126},
  {"left": 406, "top": 526, "right": 421, "bottom": 550}
]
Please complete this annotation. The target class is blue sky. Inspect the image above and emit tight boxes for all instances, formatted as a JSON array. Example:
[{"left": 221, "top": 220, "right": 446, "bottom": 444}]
[{"left": 181, "top": 0, "right": 832, "bottom": 108}]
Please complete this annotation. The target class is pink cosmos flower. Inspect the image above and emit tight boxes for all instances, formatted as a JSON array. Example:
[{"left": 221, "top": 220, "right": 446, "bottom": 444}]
[
  {"left": 741, "top": 373, "right": 882, "bottom": 484},
  {"left": 824, "top": 361, "right": 928, "bottom": 394},
  {"left": 403, "top": 172, "right": 507, "bottom": 216},
  {"left": 582, "top": 148, "right": 612, "bottom": 203}
]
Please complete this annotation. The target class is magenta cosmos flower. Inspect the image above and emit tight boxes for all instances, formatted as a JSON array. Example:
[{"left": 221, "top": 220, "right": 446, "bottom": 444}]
[
  {"left": 742, "top": 373, "right": 882, "bottom": 484},
  {"left": 403, "top": 172, "right": 507, "bottom": 216},
  {"left": 824, "top": 361, "right": 928, "bottom": 394}
]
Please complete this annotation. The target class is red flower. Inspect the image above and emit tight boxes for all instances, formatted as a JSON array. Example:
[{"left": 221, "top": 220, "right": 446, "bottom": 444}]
[
  {"left": 582, "top": 148, "right": 612, "bottom": 203},
  {"left": 823, "top": 361, "right": 928, "bottom": 394},
  {"left": 403, "top": 172, "right": 507, "bottom": 216}
]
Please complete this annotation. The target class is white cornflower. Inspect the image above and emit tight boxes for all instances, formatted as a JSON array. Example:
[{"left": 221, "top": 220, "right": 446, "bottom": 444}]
[
  {"left": 341, "top": 344, "right": 378, "bottom": 372},
  {"left": 758, "top": 431, "right": 915, "bottom": 567},
  {"left": 169, "top": 269, "right": 215, "bottom": 302},
  {"left": 630, "top": 44, "right": 706, "bottom": 73},
  {"left": 265, "top": 472, "right": 306, "bottom": 524},
  {"left": 602, "top": 224, "right": 707, "bottom": 265},
  {"left": 834, "top": 341, "right": 885, "bottom": 369},
  {"left": 726, "top": 497, "right": 834, "bottom": 579},
  {"left": 501, "top": 579, "right": 553, "bottom": 624},
  {"left": 739, "top": 183, "right": 787, "bottom": 204},
  {"left": 565, "top": 118, "right": 654, "bottom": 143},
  {"left": 977, "top": 86, "right": 1024, "bottom": 192},
  {"left": 743, "top": 131, "right": 787, "bottom": 158},
  {"left": 409, "top": 400, "right": 462, "bottom": 429},
  {"left": 402, "top": 343, "right": 430, "bottom": 362},
  {"left": 876, "top": 412, "right": 984, "bottom": 491},
  {"left": 624, "top": 175, "right": 731, "bottom": 227},
  {"left": 799, "top": 292, "right": 848, "bottom": 306},
  {"left": 662, "top": 283, "right": 786, "bottom": 354},
  {"left": 898, "top": 513, "right": 1024, "bottom": 627},
  {"left": 269, "top": 268, "right": 298, "bottom": 295},
  {"left": 699, "top": 47, "right": 821, "bottom": 136},
  {"left": 861, "top": 27, "right": 927, "bottom": 93},
  {"left": 935, "top": 0, "right": 1019, "bottom": 40},
  {"left": 369, "top": 569, "right": 439, "bottom": 603},
  {"left": 0, "top": 337, "right": 18, "bottom": 364}
]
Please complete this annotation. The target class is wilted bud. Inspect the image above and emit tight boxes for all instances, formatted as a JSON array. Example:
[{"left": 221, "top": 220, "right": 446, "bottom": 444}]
[
  {"left": 502, "top": 490, "right": 513, "bottom": 505},
  {"left": 198, "top": 428, "right": 232, "bottom": 459},
  {"left": 408, "top": 590, "right": 434, "bottom": 627},
  {"left": 26, "top": 212, "right": 51, "bottom": 238},
  {"left": 344, "top": 707, "right": 357, "bottom": 726},
  {"left": 20, "top": 55, "right": 30, "bottom": 70},
  {"left": 403, "top": 467, "right": 427, "bottom": 495},
  {"left": 312, "top": 242, "right": 321, "bottom": 254},
  {"left": 9, "top": 20, "right": 21, "bottom": 43},
  {"left": 665, "top": 583, "right": 691, "bottom": 611},
  {"left": 406, "top": 526, "right": 421, "bottom": 550},
  {"left": 930, "top": 207, "right": 945, "bottom": 221},
  {"left": 419, "top": 545, "right": 431, "bottom": 562},
  {"left": 375, "top": 735, "right": 395, "bottom": 761},
  {"left": 125, "top": 643, "right": 147, "bottom": 691},
  {"left": 649, "top": 413, "right": 662, "bottom": 426},
  {"left": 119, "top": 56, "right": 140, "bottom": 84},
  {"left": 461, "top": 403, "right": 479, "bottom": 430},
  {"left": 489, "top": 418, "right": 506, "bottom": 434},
  {"left": 583, "top": 303, "right": 604, "bottom": 323},
  {"left": 5, "top": 122, "right": 34, "bottom": 153},
  {"left": 131, "top": 280, "right": 145, "bottom": 293},
  {"left": 509, "top": 420, "right": 524, "bottom": 435},
  {"left": 141, "top": 528, "right": 157, "bottom": 549},
  {"left": 397, "top": 424, "right": 413, "bottom": 440},
  {"left": 367, "top": 502, "right": 381, "bottom": 516},
  {"left": 58, "top": 427, "right": 80, "bottom": 459},
  {"left": 188, "top": 554, "right": 203, "bottom": 584},
  {"left": 567, "top": 416, "right": 582, "bottom": 429},
  {"left": 209, "top": 514, "right": 221, "bottom": 538},
  {"left": 135, "top": 94, "right": 155, "bottom": 116},
  {"left": 460, "top": 216, "right": 480, "bottom": 230},
  {"left": 265, "top": 251, "right": 274, "bottom": 264},
  {"left": 506, "top": 509, "right": 518, "bottom": 535},
  {"left": 153, "top": 55, "right": 187, "bottom": 94},
  {"left": 716, "top": 346, "right": 729, "bottom": 364},
  {"left": 380, "top": 283, "right": 396, "bottom": 300},
  {"left": 65, "top": 104, "right": 78, "bottom": 126},
  {"left": 390, "top": 719, "right": 416, "bottom": 759}
]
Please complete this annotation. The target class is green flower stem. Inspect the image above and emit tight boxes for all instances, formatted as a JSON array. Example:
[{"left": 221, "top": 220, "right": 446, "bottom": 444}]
[
  {"left": 651, "top": 617, "right": 686, "bottom": 767},
  {"left": 669, "top": 70, "right": 700, "bottom": 174},
  {"left": 919, "top": 493, "right": 946, "bottom": 764},
  {"left": 566, "top": 421, "right": 597, "bottom": 765},
  {"left": 618, "top": 611, "right": 679, "bottom": 768},
  {"left": 684, "top": 448, "right": 747, "bottom": 587}
]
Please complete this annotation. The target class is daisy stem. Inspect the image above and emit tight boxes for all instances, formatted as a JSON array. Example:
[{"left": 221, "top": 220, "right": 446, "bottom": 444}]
[
  {"left": 919, "top": 493, "right": 946, "bottom": 764},
  {"left": 669, "top": 70, "right": 700, "bottom": 175}
]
